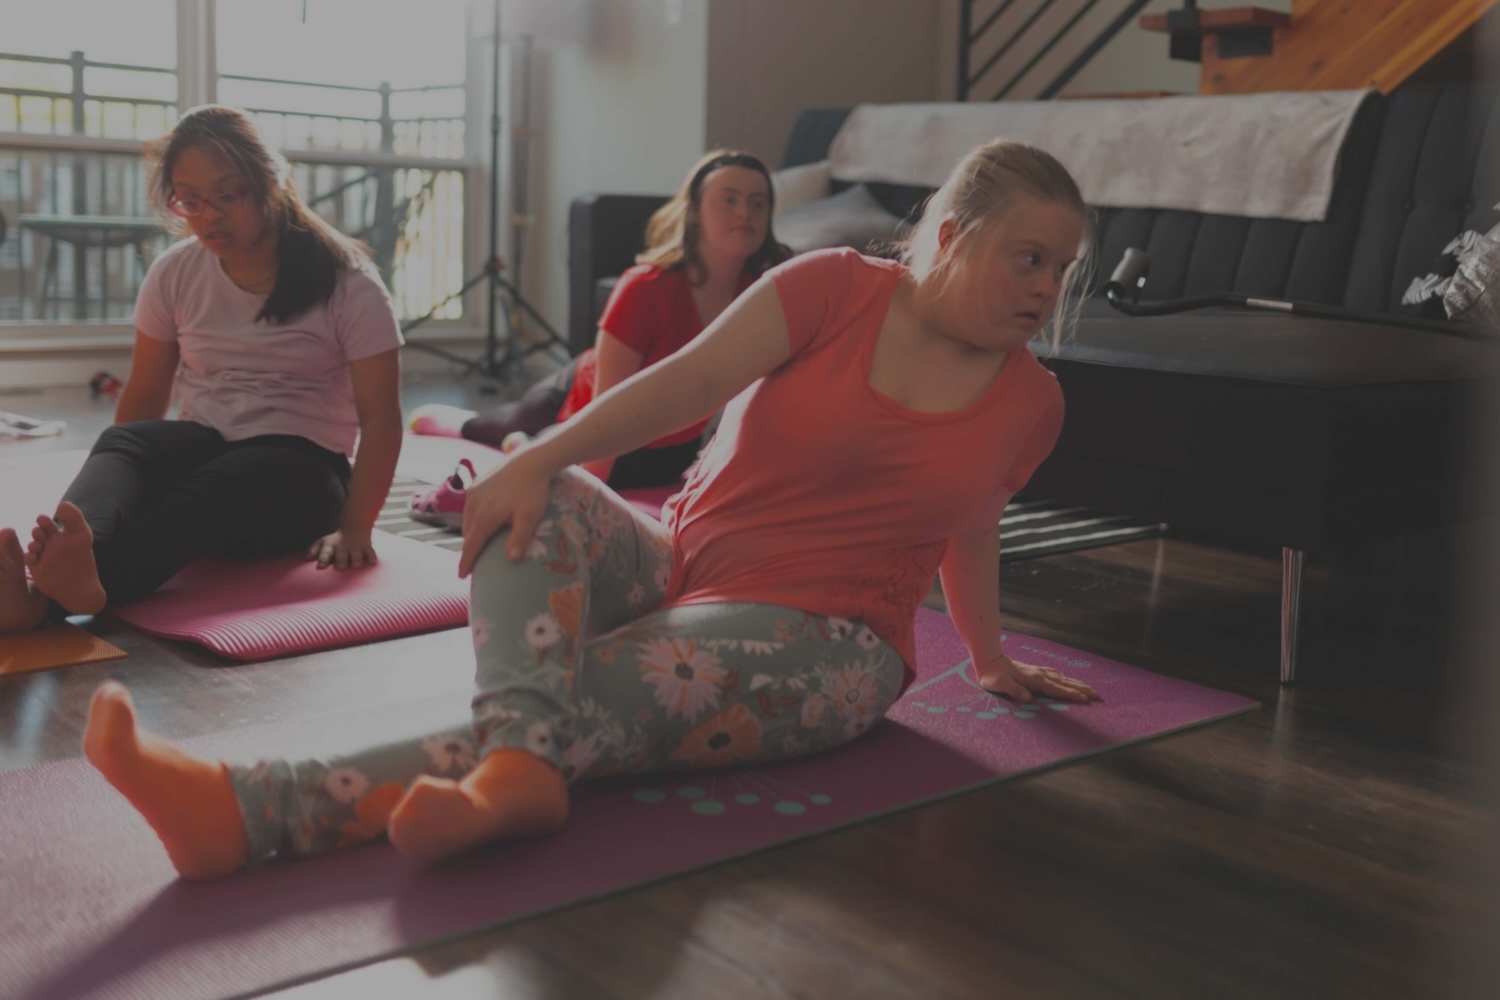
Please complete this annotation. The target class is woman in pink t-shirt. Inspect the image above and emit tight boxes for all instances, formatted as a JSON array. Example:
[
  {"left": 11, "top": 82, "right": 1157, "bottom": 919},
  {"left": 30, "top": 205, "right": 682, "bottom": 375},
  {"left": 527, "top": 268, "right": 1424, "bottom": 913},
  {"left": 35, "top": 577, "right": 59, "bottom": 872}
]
[
  {"left": 0, "top": 106, "right": 403, "bottom": 635},
  {"left": 407, "top": 150, "right": 791, "bottom": 492},
  {"left": 82, "top": 140, "right": 1103, "bottom": 878}
]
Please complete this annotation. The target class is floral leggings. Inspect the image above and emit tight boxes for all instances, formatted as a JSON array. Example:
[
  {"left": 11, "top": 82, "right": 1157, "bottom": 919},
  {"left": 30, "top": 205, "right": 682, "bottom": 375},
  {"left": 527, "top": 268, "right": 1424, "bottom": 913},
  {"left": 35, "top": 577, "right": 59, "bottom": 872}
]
[{"left": 230, "top": 468, "right": 907, "bottom": 862}]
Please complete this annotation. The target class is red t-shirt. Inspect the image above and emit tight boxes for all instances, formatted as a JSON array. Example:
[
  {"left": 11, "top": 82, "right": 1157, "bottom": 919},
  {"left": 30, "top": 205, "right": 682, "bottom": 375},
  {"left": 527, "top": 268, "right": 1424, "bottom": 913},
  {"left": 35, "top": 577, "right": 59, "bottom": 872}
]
[
  {"left": 559, "top": 263, "right": 754, "bottom": 449},
  {"left": 661, "top": 248, "right": 1065, "bottom": 690}
]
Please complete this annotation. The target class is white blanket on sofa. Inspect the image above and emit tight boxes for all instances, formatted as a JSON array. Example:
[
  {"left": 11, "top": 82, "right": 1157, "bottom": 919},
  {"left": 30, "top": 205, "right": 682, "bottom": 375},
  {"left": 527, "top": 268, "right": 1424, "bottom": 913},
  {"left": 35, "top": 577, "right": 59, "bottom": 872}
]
[{"left": 828, "top": 90, "right": 1375, "bottom": 222}]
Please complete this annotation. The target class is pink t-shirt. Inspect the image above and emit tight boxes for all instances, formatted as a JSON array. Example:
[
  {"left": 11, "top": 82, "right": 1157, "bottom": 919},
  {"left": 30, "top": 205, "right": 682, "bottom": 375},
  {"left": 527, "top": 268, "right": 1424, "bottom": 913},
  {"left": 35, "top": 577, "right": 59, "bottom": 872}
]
[
  {"left": 133, "top": 238, "right": 403, "bottom": 456},
  {"left": 661, "top": 248, "right": 1065, "bottom": 686}
]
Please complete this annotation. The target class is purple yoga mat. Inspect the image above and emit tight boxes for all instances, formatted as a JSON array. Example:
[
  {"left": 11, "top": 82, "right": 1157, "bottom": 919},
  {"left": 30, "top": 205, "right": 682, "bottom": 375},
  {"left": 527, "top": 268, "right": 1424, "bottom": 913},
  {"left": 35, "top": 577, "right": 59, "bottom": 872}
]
[{"left": 0, "top": 611, "right": 1256, "bottom": 999}]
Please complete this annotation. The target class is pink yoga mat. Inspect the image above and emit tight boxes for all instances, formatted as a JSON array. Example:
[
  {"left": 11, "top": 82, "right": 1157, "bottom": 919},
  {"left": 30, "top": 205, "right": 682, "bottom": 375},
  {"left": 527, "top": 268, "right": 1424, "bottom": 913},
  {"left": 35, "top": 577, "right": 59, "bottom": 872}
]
[
  {"left": 110, "top": 533, "right": 468, "bottom": 661},
  {"left": 2, "top": 443, "right": 473, "bottom": 661},
  {"left": 0, "top": 439, "right": 670, "bottom": 661},
  {"left": 0, "top": 611, "right": 1256, "bottom": 1000}
]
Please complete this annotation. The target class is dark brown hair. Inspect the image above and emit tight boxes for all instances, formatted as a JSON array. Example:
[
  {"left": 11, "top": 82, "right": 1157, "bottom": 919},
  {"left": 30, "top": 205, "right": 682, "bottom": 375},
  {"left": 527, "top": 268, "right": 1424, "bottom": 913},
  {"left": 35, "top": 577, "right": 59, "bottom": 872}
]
[
  {"left": 146, "top": 104, "right": 369, "bottom": 324},
  {"left": 637, "top": 149, "right": 792, "bottom": 284}
]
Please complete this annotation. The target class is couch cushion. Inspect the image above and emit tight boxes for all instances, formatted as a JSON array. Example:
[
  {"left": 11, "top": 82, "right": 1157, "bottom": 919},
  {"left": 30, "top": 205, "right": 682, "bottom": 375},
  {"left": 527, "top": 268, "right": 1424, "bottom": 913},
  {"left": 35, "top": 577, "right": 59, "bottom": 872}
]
[
  {"left": 781, "top": 109, "right": 852, "bottom": 169},
  {"left": 771, "top": 160, "right": 831, "bottom": 215},
  {"left": 774, "top": 185, "right": 905, "bottom": 255}
]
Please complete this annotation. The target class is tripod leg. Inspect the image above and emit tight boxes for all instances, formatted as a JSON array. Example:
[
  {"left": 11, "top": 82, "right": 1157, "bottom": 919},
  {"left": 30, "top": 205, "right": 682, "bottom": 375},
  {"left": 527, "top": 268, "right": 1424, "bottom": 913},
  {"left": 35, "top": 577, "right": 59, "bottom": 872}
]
[{"left": 494, "top": 281, "right": 532, "bottom": 388}]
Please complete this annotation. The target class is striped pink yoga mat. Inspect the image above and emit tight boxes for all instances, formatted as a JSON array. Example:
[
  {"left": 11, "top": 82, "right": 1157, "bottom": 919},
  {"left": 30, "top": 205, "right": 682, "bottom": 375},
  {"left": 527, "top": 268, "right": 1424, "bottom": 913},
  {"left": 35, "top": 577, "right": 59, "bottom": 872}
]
[
  {"left": 0, "top": 438, "right": 672, "bottom": 661},
  {"left": 0, "top": 611, "right": 1257, "bottom": 1000},
  {"left": 0, "top": 448, "right": 468, "bottom": 661}
]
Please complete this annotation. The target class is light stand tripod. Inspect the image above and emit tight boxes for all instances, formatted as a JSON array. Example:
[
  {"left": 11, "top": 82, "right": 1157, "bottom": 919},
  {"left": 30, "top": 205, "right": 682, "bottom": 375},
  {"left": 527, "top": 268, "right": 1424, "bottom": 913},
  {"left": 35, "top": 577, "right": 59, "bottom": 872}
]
[{"left": 402, "top": 0, "right": 571, "bottom": 390}]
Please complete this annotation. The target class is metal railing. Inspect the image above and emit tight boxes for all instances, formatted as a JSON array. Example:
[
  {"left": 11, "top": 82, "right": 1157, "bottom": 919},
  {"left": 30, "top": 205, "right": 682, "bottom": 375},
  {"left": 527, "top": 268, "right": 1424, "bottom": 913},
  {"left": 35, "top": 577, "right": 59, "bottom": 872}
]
[
  {"left": 958, "top": 0, "right": 1153, "bottom": 101},
  {"left": 0, "top": 50, "right": 469, "bottom": 326},
  {"left": 0, "top": 49, "right": 176, "bottom": 140}
]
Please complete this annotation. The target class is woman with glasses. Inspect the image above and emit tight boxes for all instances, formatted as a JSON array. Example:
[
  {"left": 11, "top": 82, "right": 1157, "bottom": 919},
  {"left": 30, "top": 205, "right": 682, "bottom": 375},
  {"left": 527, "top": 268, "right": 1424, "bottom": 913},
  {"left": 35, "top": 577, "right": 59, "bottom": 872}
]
[
  {"left": 0, "top": 105, "right": 404, "bottom": 633},
  {"left": 407, "top": 149, "right": 792, "bottom": 496}
]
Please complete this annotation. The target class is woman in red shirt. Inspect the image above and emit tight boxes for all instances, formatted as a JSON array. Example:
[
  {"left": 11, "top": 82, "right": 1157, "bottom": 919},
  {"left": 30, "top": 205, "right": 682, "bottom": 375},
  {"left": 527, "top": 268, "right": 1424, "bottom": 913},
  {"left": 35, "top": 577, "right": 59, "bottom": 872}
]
[
  {"left": 82, "top": 139, "right": 1103, "bottom": 878},
  {"left": 409, "top": 150, "right": 793, "bottom": 490}
]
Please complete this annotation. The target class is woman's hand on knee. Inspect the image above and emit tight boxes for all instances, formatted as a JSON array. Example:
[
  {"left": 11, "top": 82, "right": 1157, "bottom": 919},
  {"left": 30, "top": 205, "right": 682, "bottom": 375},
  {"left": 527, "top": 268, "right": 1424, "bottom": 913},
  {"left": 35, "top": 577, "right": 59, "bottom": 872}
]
[{"left": 460, "top": 449, "right": 553, "bottom": 577}]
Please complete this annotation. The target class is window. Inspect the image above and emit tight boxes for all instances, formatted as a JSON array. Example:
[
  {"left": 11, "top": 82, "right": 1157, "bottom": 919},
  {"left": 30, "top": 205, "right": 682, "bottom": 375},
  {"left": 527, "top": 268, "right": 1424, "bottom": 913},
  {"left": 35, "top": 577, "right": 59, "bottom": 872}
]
[{"left": 0, "top": 0, "right": 473, "bottom": 332}]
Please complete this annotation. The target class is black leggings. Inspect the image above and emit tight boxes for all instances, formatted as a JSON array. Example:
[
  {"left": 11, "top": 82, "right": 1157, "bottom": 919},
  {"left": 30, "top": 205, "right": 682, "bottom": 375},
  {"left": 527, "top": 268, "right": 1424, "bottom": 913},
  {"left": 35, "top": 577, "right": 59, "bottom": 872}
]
[
  {"left": 61, "top": 420, "right": 350, "bottom": 607},
  {"left": 459, "top": 357, "right": 701, "bottom": 491}
]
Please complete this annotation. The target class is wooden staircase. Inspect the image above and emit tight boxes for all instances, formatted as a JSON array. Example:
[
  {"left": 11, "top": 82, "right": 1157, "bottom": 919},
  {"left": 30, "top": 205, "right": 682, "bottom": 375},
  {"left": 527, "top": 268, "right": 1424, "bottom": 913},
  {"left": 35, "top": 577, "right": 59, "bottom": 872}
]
[{"left": 1141, "top": 0, "right": 1498, "bottom": 95}]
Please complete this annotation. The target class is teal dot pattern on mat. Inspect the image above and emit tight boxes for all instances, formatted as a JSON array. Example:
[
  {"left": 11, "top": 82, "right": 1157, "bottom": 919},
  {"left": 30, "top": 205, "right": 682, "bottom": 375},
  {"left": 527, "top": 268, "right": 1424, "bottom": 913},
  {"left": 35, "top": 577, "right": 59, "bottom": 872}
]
[{"left": 632, "top": 775, "right": 832, "bottom": 819}]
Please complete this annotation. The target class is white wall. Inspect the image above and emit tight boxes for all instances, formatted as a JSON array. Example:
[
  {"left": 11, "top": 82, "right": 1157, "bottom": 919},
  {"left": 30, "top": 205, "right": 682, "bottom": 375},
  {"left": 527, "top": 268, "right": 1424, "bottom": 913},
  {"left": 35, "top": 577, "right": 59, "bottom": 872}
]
[
  {"left": 1059, "top": 0, "right": 1201, "bottom": 96},
  {"left": 705, "top": 0, "right": 944, "bottom": 163},
  {"left": 516, "top": 0, "right": 711, "bottom": 356}
]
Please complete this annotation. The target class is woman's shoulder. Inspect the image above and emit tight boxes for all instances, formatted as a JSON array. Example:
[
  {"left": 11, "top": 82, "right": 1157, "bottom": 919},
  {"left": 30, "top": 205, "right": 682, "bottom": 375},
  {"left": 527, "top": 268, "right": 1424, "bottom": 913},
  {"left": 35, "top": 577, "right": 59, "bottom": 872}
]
[
  {"left": 617, "top": 262, "right": 678, "bottom": 288},
  {"left": 140, "top": 237, "right": 213, "bottom": 297},
  {"left": 330, "top": 253, "right": 394, "bottom": 304},
  {"left": 151, "top": 236, "right": 209, "bottom": 271},
  {"left": 772, "top": 247, "right": 905, "bottom": 281},
  {"left": 1013, "top": 349, "right": 1065, "bottom": 410}
]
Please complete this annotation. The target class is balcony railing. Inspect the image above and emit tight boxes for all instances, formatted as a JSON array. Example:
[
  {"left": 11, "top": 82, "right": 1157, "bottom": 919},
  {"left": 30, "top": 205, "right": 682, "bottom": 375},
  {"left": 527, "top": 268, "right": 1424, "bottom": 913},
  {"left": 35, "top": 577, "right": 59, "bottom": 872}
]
[
  {"left": 0, "top": 50, "right": 469, "bottom": 328},
  {"left": 958, "top": 0, "right": 1154, "bottom": 100}
]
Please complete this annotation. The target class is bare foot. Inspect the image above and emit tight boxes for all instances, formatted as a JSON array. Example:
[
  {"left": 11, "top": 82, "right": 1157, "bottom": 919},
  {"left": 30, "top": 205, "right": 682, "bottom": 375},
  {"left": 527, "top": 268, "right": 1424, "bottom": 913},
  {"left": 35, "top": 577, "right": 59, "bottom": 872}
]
[
  {"left": 82, "top": 682, "right": 249, "bottom": 879},
  {"left": 26, "top": 501, "right": 106, "bottom": 615},
  {"left": 388, "top": 748, "right": 568, "bottom": 864},
  {"left": 0, "top": 528, "right": 49, "bottom": 633}
]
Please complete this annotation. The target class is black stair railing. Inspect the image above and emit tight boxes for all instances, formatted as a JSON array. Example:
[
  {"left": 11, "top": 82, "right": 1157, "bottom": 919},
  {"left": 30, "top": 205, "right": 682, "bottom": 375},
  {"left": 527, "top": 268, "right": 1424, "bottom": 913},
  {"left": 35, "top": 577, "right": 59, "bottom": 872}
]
[{"left": 958, "top": 0, "right": 1153, "bottom": 101}]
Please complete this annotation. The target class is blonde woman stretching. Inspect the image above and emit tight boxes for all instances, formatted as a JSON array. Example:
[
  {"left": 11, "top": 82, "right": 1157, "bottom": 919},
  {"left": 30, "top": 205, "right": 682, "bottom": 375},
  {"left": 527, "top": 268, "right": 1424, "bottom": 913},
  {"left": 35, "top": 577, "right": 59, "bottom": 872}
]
[{"left": 82, "top": 139, "right": 1102, "bottom": 878}]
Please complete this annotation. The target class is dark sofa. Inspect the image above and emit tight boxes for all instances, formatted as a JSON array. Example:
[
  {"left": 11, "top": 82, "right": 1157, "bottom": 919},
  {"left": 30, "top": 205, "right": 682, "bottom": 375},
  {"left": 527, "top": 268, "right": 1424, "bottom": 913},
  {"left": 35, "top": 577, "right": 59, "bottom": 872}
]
[{"left": 567, "top": 83, "right": 1500, "bottom": 683}]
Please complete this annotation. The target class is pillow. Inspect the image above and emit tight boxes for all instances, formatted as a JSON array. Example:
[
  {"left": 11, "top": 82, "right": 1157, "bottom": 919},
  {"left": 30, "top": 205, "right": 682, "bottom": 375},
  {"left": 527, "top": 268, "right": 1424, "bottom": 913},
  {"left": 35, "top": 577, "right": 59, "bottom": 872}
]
[
  {"left": 1444, "top": 220, "right": 1500, "bottom": 330},
  {"left": 1401, "top": 203, "right": 1499, "bottom": 321},
  {"left": 770, "top": 160, "right": 831, "bottom": 216},
  {"left": 773, "top": 184, "right": 904, "bottom": 256}
]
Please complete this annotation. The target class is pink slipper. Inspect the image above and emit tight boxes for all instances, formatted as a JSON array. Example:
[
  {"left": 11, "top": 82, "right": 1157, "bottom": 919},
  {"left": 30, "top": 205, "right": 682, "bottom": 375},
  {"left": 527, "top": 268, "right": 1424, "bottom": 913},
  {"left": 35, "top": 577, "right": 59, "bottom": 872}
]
[
  {"left": 407, "top": 403, "right": 474, "bottom": 439},
  {"left": 408, "top": 458, "right": 475, "bottom": 530}
]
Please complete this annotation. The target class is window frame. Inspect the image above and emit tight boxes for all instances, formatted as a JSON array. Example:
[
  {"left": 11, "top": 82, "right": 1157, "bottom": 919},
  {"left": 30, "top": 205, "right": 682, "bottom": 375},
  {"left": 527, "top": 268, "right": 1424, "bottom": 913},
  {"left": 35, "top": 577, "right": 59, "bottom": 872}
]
[{"left": 0, "top": 0, "right": 486, "bottom": 348}]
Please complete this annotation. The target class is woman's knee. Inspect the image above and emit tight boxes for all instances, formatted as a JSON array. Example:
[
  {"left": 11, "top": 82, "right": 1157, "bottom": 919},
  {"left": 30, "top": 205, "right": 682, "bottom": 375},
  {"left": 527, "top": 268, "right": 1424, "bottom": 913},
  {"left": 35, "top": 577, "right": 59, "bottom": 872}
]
[{"left": 90, "top": 422, "right": 152, "bottom": 458}]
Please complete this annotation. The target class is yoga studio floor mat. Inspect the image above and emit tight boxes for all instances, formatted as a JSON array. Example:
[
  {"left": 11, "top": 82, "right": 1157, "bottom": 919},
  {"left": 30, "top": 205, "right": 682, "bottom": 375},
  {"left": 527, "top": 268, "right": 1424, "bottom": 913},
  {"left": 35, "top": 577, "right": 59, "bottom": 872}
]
[
  {"left": 0, "top": 623, "right": 127, "bottom": 675},
  {"left": 0, "top": 610, "right": 1256, "bottom": 1000}
]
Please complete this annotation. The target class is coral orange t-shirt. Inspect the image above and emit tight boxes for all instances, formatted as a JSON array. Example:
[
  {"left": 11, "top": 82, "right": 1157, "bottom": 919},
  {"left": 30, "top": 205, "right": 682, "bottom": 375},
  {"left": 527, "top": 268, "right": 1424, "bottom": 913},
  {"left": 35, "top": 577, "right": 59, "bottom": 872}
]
[
  {"left": 661, "top": 248, "right": 1065, "bottom": 689},
  {"left": 559, "top": 263, "right": 754, "bottom": 449}
]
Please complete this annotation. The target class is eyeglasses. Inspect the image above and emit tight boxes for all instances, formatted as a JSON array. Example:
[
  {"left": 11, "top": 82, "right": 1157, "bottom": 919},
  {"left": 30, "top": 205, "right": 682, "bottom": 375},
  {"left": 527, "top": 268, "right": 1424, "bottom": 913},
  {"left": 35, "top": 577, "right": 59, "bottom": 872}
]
[{"left": 167, "top": 189, "right": 251, "bottom": 218}]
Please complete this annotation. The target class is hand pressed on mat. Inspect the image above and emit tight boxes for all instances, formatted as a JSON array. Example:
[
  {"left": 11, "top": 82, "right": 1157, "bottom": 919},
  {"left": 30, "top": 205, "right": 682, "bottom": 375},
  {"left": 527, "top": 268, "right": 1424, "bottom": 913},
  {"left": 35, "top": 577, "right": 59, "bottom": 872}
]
[
  {"left": 976, "top": 651, "right": 1100, "bottom": 704},
  {"left": 306, "top": 524, "right": 379, "bottom": 570}
]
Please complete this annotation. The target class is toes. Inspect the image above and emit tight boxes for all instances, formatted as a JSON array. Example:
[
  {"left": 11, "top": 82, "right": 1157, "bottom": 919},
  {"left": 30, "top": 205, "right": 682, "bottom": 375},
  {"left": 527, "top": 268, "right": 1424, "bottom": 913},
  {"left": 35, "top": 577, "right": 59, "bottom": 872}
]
[
  {"left": 83, "top": 682, "right": 138, "bottom": 765},
  {"left": 0, "top": 528, "right": 21, "bottom": 567},
  {"left": 54, "top": 501, "right": 90, "bottom": 537}
]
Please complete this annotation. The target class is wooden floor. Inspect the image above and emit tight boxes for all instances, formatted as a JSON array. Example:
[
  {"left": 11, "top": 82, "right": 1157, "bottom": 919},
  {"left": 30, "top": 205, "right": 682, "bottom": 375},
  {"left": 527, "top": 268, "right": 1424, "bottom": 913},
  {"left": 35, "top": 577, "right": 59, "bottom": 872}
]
[{"left": 2, "top": 378, "right": 1497, "bottom": 999}]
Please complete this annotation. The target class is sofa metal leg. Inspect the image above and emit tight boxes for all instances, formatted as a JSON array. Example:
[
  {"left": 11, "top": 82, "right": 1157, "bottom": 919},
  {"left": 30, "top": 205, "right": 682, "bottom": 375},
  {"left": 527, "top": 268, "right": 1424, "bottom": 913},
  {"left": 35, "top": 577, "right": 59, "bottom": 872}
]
[{"left": 1280, "top": 547, "right": 1304, "bottom": 685}]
